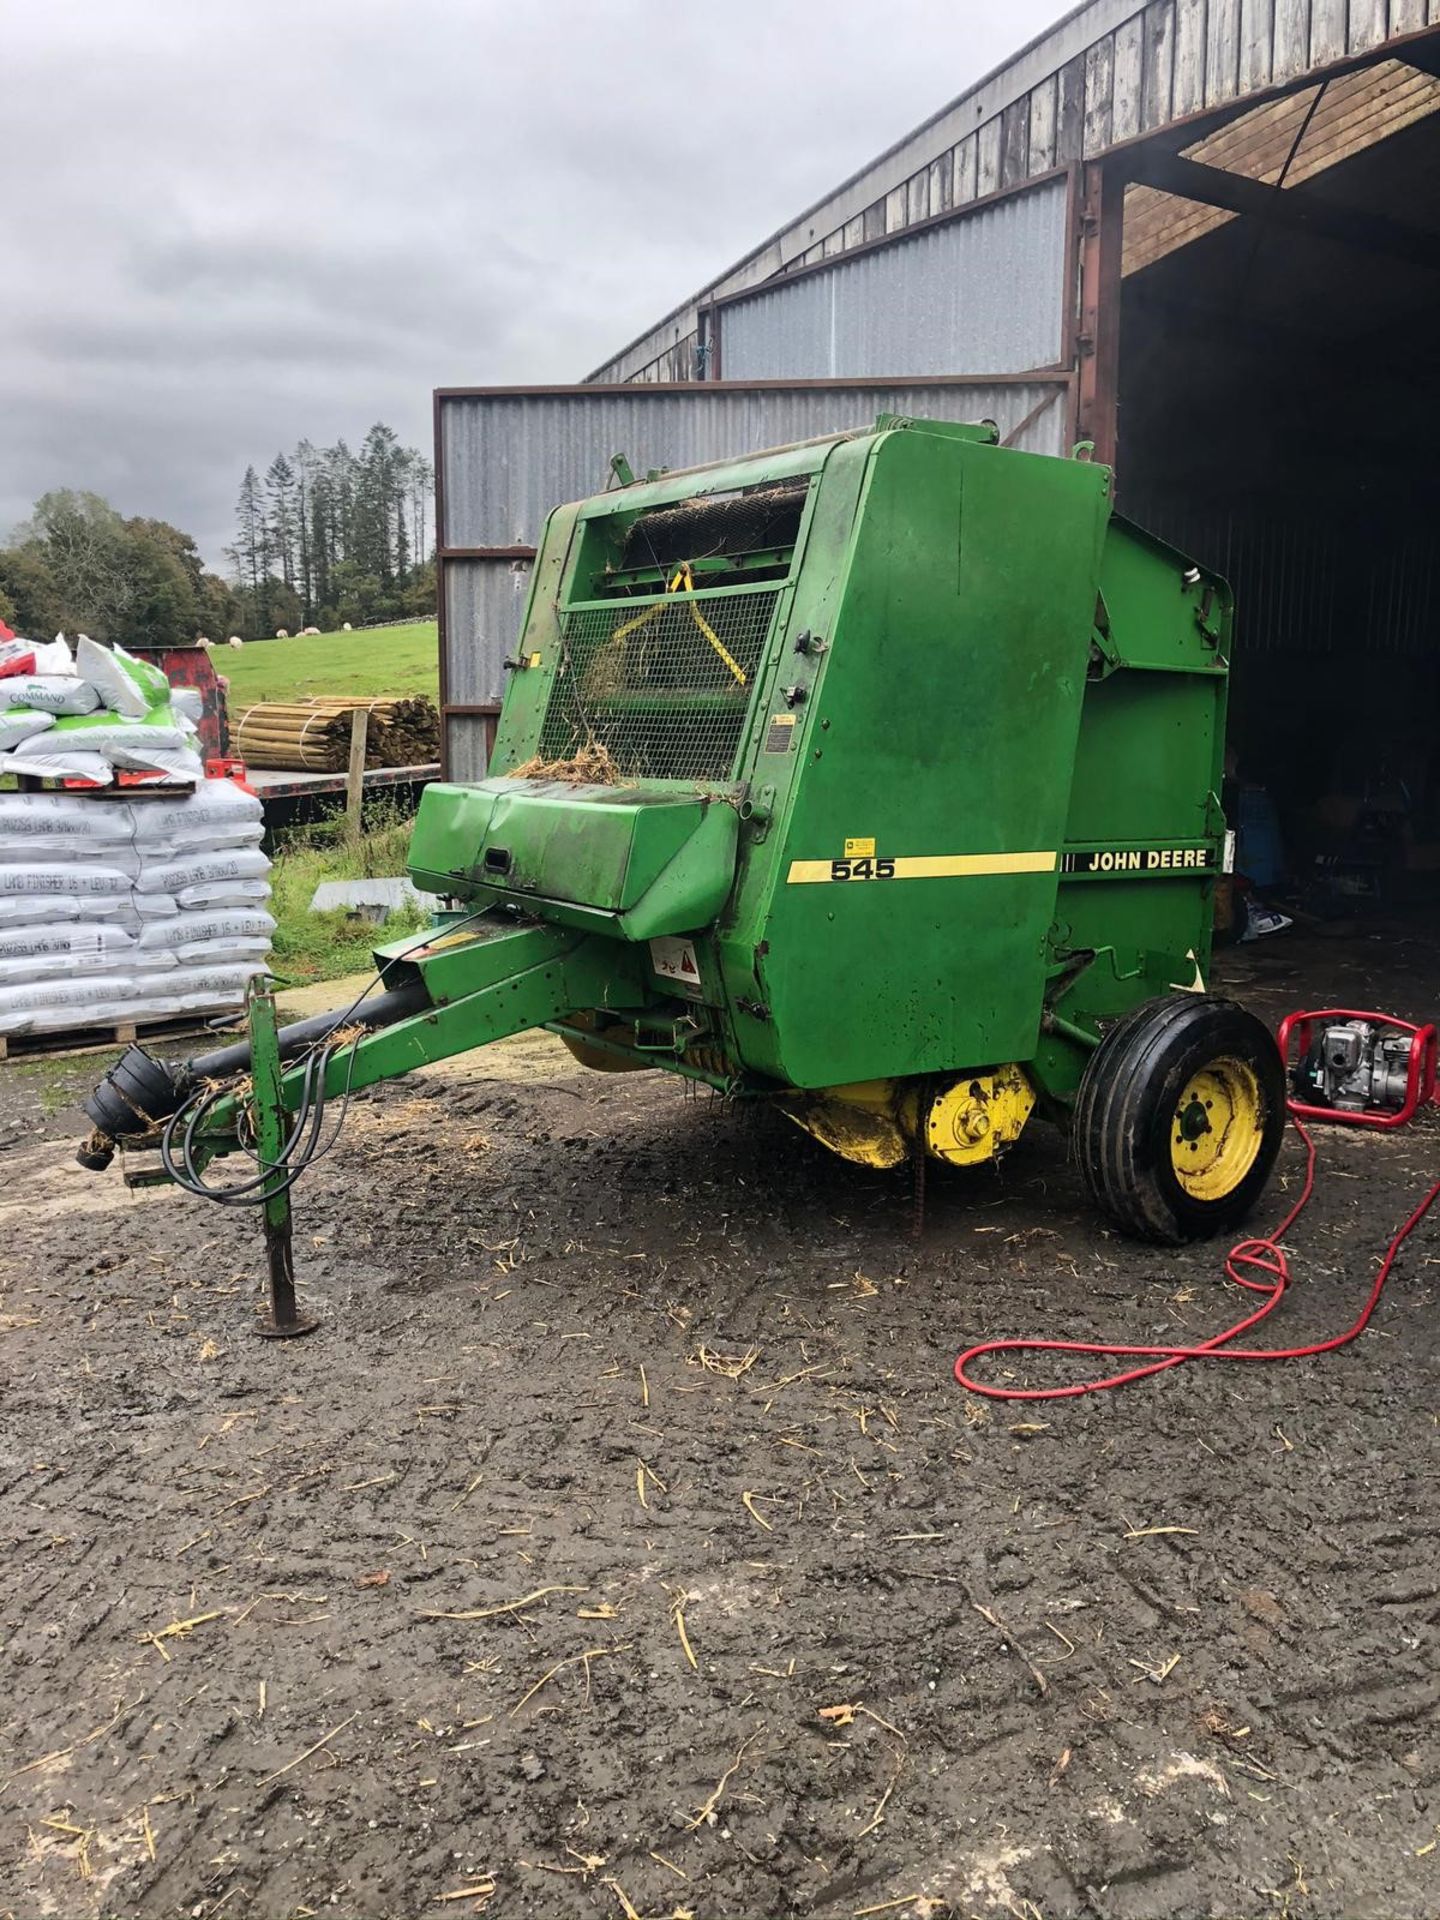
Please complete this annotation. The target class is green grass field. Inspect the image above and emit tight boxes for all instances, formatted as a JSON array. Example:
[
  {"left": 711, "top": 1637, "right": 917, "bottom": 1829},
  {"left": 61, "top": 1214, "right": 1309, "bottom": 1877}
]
[{"left": 219, "top": 620, "right": 440, "bottom": 705}]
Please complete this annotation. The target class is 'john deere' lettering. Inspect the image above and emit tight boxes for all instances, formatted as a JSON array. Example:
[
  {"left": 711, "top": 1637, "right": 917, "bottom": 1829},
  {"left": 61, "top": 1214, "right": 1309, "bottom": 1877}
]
[{"left": 1062, "top": 846, "right": 1216, "bottom": 875}]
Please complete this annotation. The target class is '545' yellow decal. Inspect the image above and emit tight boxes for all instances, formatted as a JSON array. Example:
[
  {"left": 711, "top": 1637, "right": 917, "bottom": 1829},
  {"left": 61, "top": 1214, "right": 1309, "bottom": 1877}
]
[{"left": 787, "top": 850, "right": 1058, "bottom": 885}]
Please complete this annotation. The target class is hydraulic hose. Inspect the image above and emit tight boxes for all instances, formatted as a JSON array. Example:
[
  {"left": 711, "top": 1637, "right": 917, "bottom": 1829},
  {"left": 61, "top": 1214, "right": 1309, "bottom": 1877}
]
[{"left": 185, "top": 978, "right": 430, "bottom": 1080}]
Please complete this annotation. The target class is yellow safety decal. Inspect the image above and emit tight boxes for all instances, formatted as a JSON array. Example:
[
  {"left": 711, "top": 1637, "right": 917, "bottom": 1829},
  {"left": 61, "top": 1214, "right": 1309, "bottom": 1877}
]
[
  {"left": 527, "top": 651, "right": 542, "bottom": 669},
  {"left": 787, "top": 851, "right": 1058, "bottom": 884},
  {"left": 844, "top": 837, "right": 876, "bottom": 859}
]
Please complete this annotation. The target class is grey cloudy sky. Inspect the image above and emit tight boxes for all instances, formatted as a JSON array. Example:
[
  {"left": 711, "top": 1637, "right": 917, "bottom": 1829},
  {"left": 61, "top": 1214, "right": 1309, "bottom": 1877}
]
[{"left": 7, "top": 0, "right": 1056, "bottom": 567}]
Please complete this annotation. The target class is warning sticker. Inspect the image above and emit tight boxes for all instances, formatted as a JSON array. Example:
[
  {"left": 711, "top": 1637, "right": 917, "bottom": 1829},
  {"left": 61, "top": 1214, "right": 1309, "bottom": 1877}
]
[
  {"left": 649, "top": 936, "right": 702, "bottom": 992},
  {"left": 764, "top": 713, "right": 797, "bottom": 753},
  {"left": 844, "top": 837, "right": 876, "bottom": 859}
]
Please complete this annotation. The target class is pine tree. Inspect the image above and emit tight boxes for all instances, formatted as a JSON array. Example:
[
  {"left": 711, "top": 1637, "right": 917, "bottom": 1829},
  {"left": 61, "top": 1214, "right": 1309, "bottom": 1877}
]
[
  {"left": 232, "top": 425, "right": 431, "bottom": 627},
  {"left": 265, "top": 454, "right": 296, "bottom": 589},
  {"left": 355, "top": 423, "right": 401, "bottom": 583},
  {"left": 230, "top": 466, "right": 265, "bottom": 597},
  {"left": 409, "top": 456, "right": 435, "bottom": 566}
]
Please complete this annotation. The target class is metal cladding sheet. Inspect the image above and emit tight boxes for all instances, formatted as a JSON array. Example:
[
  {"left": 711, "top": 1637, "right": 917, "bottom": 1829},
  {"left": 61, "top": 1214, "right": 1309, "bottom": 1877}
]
[
  {"left": 716, "top": 179, "right": 1069, "bottom": 383},
  {"left": 438, "top": 378, "right": 1069, "bottom": 550},
  {"left": 443, "top": 555, "right": 534, "bottom": 704}
]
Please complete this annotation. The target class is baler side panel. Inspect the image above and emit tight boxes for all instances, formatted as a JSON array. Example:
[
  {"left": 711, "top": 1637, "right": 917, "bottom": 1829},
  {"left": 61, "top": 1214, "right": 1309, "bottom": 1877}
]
[
  {"left": 711, "top": 436, "right": 875, "bottom": 1051},
  {"left": 486, "top": 502, "right": 584, "bottom": 773},
  {"left": 1055, "top": 522, "right": 1231, "bottom": 1006},
  {"left": 749, "top": 428, "right": 1112, "bottom": 1088}
]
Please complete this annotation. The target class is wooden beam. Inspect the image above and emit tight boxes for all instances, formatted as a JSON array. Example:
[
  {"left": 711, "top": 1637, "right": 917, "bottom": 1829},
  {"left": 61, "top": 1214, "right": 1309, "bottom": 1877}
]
[
  {"left": 1125, "top": 147, "right": 1440, "bottom": 273},
  {"left": 345, "top": 709, "right": 368, "bottom": 838}
]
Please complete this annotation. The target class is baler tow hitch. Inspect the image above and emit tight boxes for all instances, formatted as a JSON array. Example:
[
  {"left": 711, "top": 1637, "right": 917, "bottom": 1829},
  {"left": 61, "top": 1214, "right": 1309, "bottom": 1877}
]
[
  {"left": 78, "top": 914, "right": 628, "bottom": 1336},
  {"left": 79, "top": 974, "right": 430, "bottom": 1336}
]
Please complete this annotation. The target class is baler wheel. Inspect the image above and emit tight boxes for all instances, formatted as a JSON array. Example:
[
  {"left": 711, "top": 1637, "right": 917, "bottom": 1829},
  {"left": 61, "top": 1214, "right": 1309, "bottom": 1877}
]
[{"left": 1073, "top": 994, "right": 1285, "bottom": 1244}]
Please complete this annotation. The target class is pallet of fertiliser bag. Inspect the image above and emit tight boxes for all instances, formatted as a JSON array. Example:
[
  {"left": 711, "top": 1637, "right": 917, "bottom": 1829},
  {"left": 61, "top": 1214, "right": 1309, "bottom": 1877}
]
[
  {"left": 0, "top": 637, "right": 276, "bottom": 1044},
  {"left": 0, "top": 632, "right": 203, "bottom": 784},
  {"left": 0, "top": 783, "right": 274, "bottom": 1041}
]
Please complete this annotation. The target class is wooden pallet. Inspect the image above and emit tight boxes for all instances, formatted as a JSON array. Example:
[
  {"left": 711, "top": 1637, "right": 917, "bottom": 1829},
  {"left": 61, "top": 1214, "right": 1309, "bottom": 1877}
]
[
  {"left": 0, "top": 1008, "right": 245, "bottom": 1063},
  {"left": 6, "top": 776, "right": 197, "bottom": 801}
]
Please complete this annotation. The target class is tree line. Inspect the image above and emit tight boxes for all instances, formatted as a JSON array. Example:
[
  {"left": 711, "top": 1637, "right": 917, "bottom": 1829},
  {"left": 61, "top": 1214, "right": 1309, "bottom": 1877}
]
[
  {"left": 0, "top": 421, "right": 436, "bottom": 649},
  {"left": 0, "top": 492, "right": 239, "bottom": 651},
  {"left": 229, "top": 424, "right": 434, "bottom": 637}
]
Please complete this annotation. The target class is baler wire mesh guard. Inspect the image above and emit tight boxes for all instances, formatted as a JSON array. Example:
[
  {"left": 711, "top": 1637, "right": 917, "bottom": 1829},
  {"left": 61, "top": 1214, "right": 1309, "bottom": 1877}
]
[
  {"left": 540, "top": 589, "right": 779, "bottom": 781},
  {"left": 618, "top": 481, "right": 809, "bottom": 573}
]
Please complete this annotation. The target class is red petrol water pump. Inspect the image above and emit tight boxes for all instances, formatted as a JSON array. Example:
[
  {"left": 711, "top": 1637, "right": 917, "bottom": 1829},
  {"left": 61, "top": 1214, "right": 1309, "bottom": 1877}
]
[{"left": 1278, "top": 1009, "right": 1438, "bottom": 1130}]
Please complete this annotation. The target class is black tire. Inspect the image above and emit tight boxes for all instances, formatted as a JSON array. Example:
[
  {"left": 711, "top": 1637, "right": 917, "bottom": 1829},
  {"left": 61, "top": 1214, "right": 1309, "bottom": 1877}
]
[{"left": 1072, "top": 993, "right": 1286, "bottom": 1244}]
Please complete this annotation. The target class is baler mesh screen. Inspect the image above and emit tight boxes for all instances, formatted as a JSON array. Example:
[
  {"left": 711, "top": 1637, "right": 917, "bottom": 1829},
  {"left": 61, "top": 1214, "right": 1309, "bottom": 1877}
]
[
  {"left": 618, "top": 482, "right": 808, "bottom": 572},
  {"left": 540, "top": 590, "right": 778, "bottom": 781}
]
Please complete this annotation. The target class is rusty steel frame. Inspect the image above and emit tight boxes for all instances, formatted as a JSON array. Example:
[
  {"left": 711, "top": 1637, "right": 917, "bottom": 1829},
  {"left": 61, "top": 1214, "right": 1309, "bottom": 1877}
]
[{"left": 1075, "top": 159, "right": 1124, "bottom": 469}]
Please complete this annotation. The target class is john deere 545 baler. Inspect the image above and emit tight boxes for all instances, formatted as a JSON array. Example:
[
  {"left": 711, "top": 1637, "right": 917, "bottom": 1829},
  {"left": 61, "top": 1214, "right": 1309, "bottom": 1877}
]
[{"left": 82, "top": 416, "right": 1285, "bottom": 1287}]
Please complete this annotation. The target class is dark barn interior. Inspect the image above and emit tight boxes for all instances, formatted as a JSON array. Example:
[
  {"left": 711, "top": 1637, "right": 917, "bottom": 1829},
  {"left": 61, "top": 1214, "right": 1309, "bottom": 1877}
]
[{"left": 1117, "top": 54, "right": 1440, "bottom": 917}]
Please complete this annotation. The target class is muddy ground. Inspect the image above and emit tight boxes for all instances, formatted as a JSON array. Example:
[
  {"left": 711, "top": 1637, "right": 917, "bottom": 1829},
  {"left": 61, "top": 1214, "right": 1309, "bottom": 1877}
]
[{"left": 2, "top": 924, "right": 1439, "bottom": 1920}]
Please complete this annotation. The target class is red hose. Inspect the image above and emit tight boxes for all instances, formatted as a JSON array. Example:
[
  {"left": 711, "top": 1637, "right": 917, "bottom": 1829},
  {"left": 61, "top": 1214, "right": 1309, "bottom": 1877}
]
[{"left": 953, "top": 1115, "right": 1440, "bottom": 1401}]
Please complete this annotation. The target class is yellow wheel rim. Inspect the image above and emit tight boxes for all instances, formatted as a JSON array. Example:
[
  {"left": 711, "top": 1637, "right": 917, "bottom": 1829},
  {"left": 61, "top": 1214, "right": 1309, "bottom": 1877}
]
[{"left": 1170, "top": 1056, "right": 1265, "bottom": 1201}]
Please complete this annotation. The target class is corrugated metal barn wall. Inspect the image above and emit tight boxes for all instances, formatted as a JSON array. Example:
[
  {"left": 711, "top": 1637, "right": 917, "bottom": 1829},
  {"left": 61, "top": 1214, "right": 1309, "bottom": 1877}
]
[
  {"left": 435, "top": 376, "right": 1072, "bottom": 780},
  {"left": 713, "top": 177, "right": 1071, "bottom": 381},
  {"left": 592, "top": 0, "right": 1440, "bottom": 384}
]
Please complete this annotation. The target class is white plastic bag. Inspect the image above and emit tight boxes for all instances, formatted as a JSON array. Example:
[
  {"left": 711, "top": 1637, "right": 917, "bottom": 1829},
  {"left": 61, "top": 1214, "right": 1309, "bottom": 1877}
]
[
  {"left": 0, "top": 862, "right": 131, "bottom": 896},
  {"left": 137, "top": 847, "right": 270, "bottom": 893},
  {"left": 0, "top": 949, "right": 177, "bottom": 987},
  {"left": 2, "top": 676, "right": 102, "bottom": 716},
  {"left": 0, "top": 790, "right": 135, "bottom": 846},
  {"left": 161, "top": 961, "right": 270, "bottom": 1008},
  {"left": 138, "top": 910, "right": 275, "bottom": 951},
  {"left": 0, "top": 922, "right": 138, "bottom": 966},
  {"left": 0, "top": 710, "right": 55, "bottom": 750},
  {"left": 163, "top": 938, "right": 272, "bottom": 968},
  {"left": 75, "top": 637, "right": 170, "bottom": 719},
  {"left": 0, "top": 893, "right": 126, "bottom": 924},
  {"left": 175, "top": 880, "right": 271, "bottom": 910},
  {"left": 30, "top": 638, "right": 76, "bottom": 677},
  {"left": 0, "top": 749, "right": 114, "bottom": 785},
  {"left": 109, "top": 746, "right": 206, "bottom": 781},
  {"left": 19, "top": 721, "right": 188, "bottom": 760},
  {"left": 128, "top": 779, "right": 262, "bottom": 846}
]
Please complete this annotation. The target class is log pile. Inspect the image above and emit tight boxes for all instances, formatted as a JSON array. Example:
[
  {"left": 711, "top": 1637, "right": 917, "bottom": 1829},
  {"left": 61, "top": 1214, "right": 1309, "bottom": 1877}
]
[{"left": 233, "top": 697, "right": 440, "bottom": 772}]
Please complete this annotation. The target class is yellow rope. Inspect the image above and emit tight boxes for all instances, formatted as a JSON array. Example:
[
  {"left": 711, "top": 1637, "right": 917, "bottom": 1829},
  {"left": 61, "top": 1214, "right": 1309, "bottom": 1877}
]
[
  {"left": 602, "top": 563, "right": 747, "bottom": 688},
  {"left": 672, "top": 563, "right": 747, "bottom": 687}
]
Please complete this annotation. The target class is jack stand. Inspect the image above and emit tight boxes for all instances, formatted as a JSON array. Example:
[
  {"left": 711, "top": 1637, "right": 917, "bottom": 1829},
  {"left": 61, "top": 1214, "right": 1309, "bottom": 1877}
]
[{"left": 247, "top": 981, "right": 319, "bottom": 1340}]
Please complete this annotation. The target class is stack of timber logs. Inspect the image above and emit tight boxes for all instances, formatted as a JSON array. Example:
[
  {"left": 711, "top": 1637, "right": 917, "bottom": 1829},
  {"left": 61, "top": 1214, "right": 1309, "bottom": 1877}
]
[{"left": 234, "top": 697, "right": 439, "bottom": 772}]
